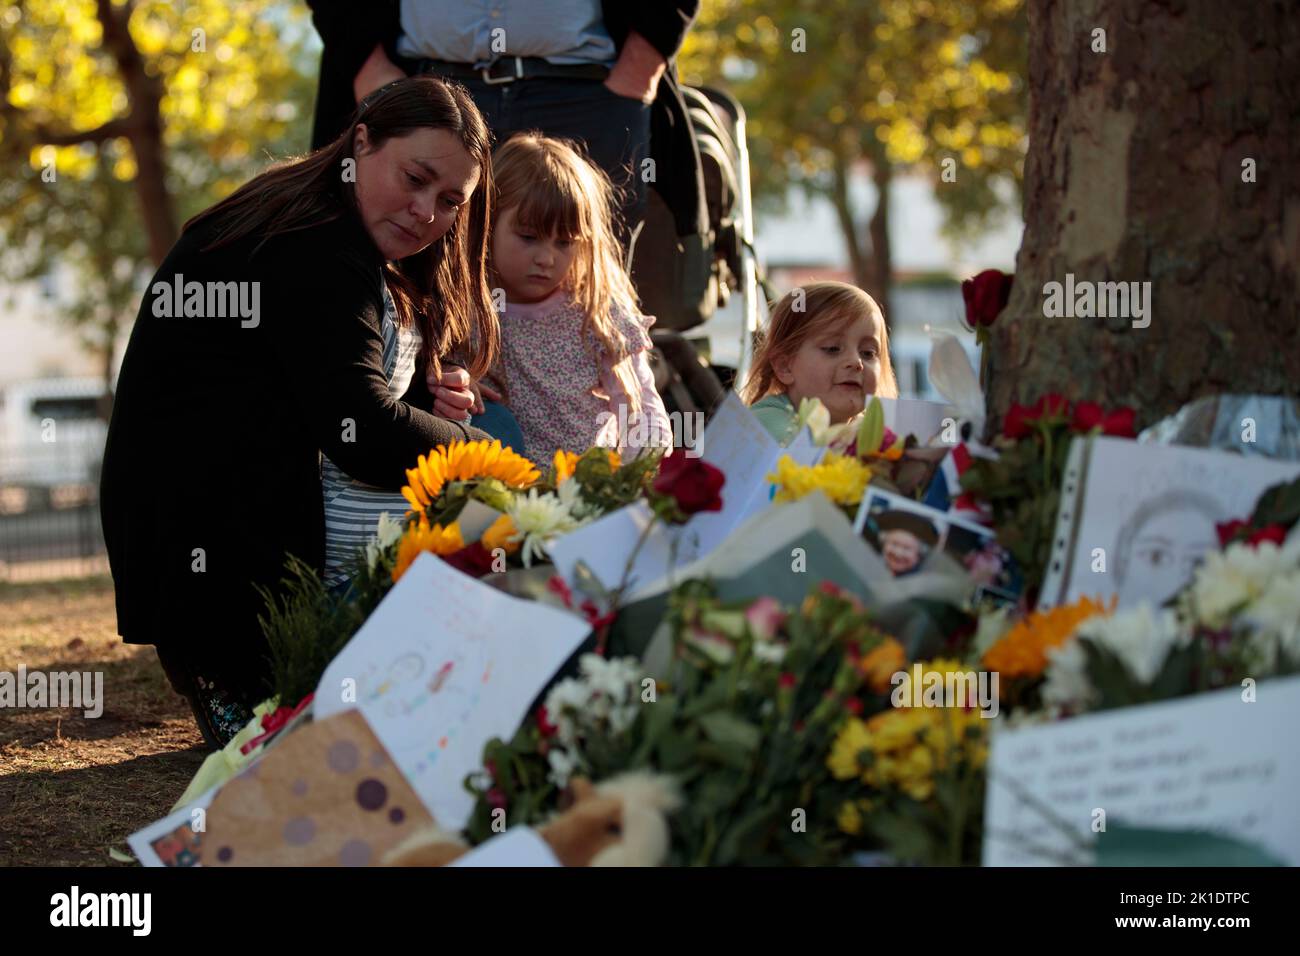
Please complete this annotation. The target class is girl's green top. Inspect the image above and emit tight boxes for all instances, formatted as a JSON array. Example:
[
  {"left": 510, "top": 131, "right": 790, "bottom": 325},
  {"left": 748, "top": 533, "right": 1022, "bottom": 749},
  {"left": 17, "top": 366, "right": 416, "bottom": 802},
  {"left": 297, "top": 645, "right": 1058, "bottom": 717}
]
[{"left": 750, "top": 392, "right": 799, "bottom": 445}]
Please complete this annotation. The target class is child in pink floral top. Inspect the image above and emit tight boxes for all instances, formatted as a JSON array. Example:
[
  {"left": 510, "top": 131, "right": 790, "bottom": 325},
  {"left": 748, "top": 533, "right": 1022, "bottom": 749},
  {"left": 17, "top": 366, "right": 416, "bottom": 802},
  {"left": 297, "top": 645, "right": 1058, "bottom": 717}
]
[{"left": 483, "top": 133, "right": 672, "bottom": 462}]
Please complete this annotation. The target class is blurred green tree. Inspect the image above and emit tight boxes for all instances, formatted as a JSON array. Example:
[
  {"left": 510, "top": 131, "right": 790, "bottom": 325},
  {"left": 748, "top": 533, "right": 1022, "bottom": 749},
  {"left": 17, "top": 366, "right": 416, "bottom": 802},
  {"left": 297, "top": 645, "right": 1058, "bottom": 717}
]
[
  {"left": 0, "top": 0, "right": 317, "bottom": 408},
  {"left": 678, "top": 0, "right": 1026, "bottom": 315}
]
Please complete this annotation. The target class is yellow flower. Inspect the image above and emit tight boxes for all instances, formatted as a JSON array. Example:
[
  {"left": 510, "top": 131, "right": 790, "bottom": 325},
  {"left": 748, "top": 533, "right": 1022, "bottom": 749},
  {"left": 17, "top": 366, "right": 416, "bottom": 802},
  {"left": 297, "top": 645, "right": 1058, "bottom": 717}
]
[
  {"left": 859, "top": 637, "right": 906, "bottom": 694},
  {"left": 837, "top": 800, "right": 863, "bottom": 835},
  {"left": 827, "top": 717, "right": 872, "bottom": 780},
  {"left": 481, "top": 513, "right": 521, "bottom": 555},
  {"left": 982, "top": 595, "right": 1113, "bottom": 682},
  {"left": 401, "top": 440, "right": 540, "bottom": 513},
  {"left": 553, "top": 447, "right": 621, "bottom": 484},
  {"left": 768, "top": 453, "right": 872, "bottom": 507},
  {"left": 392, "top": 517, "right": 465, "bottom": 583},
  {"left": 553, "top": 449, "right": 580, "bottom": 484}
]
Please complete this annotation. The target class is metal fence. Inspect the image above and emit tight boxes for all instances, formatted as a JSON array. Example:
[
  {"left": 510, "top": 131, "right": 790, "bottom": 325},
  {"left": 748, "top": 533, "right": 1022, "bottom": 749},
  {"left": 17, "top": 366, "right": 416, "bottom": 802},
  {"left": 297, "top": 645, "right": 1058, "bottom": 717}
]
[{"left": 0, "top": 438, "right": 108, "bottom": 582}]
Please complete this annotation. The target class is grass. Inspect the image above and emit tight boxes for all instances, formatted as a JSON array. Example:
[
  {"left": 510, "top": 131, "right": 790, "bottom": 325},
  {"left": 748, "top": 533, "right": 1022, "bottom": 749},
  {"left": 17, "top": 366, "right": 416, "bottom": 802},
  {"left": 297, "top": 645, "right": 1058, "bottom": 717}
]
[{"left": 0, "top": 575, "right": 208, "bottom": 866}]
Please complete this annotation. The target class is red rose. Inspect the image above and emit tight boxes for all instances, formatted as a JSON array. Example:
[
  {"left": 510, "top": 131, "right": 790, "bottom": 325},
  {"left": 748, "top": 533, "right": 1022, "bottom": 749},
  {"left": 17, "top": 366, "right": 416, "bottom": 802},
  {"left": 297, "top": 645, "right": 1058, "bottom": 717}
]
[
  {"left": 778, "top": 673, "right": 797, "bottom": 690},
  {"left": 1003, "top": 402, "right": 1034, "bottom": 439},
  {"left": 440, "top": 541, "right": 496, "bottom": 578},
  {"left": 1216, "top": 519, "right": 1250, "bottom": 548},
  {"left": 652, "top": 453, "right": 725, "bottom": 519},
  {"left": 1247, "top": 524, "right": 1287, "bottom": 548},
  {"left": 1101, "top": 407, "right": 1137, "bottom": 438},
  {"left": 961, "top": 270, "right": 1014, "bottom": 328},
  {"left": 1072, "top": 401, "right": 1105, "bottom": 433},
  {"left": 845, "top": 697, "right": 863, "bottom": 716}
]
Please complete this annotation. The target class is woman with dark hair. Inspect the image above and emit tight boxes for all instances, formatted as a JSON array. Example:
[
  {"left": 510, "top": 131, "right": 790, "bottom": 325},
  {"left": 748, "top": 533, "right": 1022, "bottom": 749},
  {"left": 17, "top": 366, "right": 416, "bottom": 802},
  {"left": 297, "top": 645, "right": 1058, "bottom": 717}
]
[{"left": 101, "top": 76, "right": 498, "bottom": 748}]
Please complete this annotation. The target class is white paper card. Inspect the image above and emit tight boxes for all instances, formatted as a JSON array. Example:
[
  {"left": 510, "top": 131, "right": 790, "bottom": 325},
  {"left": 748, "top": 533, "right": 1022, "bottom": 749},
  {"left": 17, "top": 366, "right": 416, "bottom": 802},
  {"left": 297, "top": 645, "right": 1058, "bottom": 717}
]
[
  {"left": 447, "top": 826, "right": 561, "bottom": 867},
  {"left": 982, "top": 676, "right": 1300, "bottom": 866},
  {"left": 879, "top": 396, "right": 952, "bottom": 444},
  {"left": 315, "top": 553, "right": 589, "bottom": 830},
  {"left": 1047, "top": 436, "right": 1300, "bottom": 610}
]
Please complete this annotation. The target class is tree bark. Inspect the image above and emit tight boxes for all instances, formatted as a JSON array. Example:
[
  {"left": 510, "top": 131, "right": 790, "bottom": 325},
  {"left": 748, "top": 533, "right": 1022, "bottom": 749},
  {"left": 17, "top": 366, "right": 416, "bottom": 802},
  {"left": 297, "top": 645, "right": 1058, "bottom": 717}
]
[
  {"left": 828, "top": 149, "right": 894, "bottom": 330},
  {"left": 829, "top": 149, "right": 868, "bottom": 291},
  {"left": 96, "top": 0, "right": 176, "bottom": 266},
  {"left": 867, "top": 160, "right": 893, "bottom": 324},
  {"left": 985, "top": 0, "right": 1300, "bottom": 434}
]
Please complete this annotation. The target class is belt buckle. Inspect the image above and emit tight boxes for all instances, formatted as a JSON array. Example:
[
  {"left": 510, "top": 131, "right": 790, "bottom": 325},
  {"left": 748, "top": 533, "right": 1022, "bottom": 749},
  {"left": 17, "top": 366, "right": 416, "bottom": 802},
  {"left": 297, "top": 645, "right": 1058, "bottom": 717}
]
[{"left": 481, "top": 56, "right": 524, "bottom": 85}]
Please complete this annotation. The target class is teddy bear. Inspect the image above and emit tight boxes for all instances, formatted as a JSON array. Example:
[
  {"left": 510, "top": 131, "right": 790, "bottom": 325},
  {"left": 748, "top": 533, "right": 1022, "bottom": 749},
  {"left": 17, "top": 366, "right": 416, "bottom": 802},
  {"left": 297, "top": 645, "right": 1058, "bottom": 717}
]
[{"left": 383, "top": 771, "right": 681, "bottom": 867}]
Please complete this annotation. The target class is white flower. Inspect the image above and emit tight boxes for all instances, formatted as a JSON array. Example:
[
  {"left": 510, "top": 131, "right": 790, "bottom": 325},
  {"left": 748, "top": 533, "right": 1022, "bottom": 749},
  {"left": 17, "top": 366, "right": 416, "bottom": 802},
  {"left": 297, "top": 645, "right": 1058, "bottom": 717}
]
[
  {"left": 752, "top": 640, "right": 788, "bottom": 665},
  {"left": 1186, "top": 542, "right": 1287, "bottom": 627},
  {"left": 546, "top": 747, "right": 580, "bottom": 788},
  {"left": 1041, "top": 640, "right": 1095, "bottom": 714},
  {"left": 364, "top": 512, "right": 406, "bottom": 570},
  {"left": 1077, "top": 603, "right": 1192, "bottom": 685},
  {"left": 506, "top": 489, "right": 584, "bottom": 566},
  {"left": 1244, "top": 569, "right": 1300, "bottom": 669},
  {"left": 556, "top": 477, "right": 600, "bottom": 521}
]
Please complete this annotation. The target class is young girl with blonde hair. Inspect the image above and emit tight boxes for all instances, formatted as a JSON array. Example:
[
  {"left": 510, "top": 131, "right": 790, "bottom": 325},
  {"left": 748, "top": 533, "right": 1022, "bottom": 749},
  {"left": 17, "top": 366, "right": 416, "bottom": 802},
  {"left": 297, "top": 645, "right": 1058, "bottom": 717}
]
[
  {"left": 480, "top": 132, "right": 672, "bottom": 461},
  {"left": 742, "top": 281, "right": 898, "bottom": 444}
]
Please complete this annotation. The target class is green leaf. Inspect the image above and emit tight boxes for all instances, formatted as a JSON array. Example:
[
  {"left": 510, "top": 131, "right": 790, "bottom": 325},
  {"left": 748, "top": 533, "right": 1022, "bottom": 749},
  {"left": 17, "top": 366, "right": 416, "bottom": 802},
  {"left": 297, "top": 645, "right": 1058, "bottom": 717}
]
[
  {"left": 698, "top": 711, "right": 762, "bottom": 754},
  {"left": 859, "top": 397, "right": 885, "bottom": 454}
]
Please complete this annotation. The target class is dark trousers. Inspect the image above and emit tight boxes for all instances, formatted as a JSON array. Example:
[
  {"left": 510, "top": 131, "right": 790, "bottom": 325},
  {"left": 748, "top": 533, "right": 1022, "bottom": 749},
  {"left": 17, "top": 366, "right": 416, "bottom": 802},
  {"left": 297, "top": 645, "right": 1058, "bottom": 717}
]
[{"left": 422, "top": 72, "right": 651, "bottom": 251}]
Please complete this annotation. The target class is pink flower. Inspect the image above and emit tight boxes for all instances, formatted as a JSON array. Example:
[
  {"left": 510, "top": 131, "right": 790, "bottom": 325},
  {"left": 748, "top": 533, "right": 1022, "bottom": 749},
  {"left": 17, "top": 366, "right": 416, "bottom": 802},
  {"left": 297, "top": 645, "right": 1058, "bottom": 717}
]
[{"left": 745, "top": 596, "right": 786, "bottom": 642}]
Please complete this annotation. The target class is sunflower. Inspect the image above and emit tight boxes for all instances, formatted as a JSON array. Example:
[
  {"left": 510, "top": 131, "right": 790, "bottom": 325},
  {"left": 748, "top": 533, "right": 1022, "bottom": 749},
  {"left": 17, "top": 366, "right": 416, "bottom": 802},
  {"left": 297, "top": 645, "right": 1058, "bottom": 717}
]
[
  {"left": 401, "top": 440, "right": 539, "bottom": 513},
  {"left": 392, "top": 517, "right": 465, "bottom": 583},
  {"left": 981, "top": 595, "right": 1113, "bottom": 681},
  {"left": 481, "top": 513, "right": 522, "bottom": 555}
]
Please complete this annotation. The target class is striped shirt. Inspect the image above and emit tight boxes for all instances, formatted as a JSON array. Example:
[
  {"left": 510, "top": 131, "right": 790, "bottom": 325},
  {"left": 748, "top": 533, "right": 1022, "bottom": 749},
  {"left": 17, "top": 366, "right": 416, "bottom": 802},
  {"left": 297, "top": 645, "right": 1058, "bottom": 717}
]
[{"left": 321, "top": 284, "right": 422, "bottom": 588}]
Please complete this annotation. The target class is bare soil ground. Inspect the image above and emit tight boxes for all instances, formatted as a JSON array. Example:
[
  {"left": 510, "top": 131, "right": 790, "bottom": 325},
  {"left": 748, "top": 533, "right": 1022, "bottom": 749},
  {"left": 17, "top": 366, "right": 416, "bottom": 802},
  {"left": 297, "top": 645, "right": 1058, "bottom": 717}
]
[{"left": 0, "top": 576, "right": 207, "bottom": 866}]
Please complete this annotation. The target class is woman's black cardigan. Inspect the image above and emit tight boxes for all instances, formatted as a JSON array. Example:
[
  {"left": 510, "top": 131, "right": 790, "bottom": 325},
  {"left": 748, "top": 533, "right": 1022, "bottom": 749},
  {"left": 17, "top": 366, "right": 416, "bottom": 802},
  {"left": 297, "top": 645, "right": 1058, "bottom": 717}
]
[{"left": 100, "top": 203, "right": 488, "bottom": 690}]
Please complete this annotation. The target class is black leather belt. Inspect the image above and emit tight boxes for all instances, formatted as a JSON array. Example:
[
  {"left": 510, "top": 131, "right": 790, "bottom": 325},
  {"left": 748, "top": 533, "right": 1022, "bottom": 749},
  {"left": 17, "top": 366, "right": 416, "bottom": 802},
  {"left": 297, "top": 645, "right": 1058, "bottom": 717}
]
[{"left": 418, "top": 55, "right": 609, "bottom": 86}]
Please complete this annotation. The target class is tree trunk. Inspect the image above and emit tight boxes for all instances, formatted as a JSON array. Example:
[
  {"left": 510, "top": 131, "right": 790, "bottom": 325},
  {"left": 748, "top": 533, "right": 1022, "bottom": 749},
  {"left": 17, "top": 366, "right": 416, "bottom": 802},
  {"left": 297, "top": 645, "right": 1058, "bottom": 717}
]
[
  {"left": 867, "top": 161, "right": 893, "bottom": 324},
  {"left": 829, "top": 149, "right": 868, "bottom": 292},
  {"left": 985, "top": 0, "right": 1300, "bottom": 435},
  {"left": 96, "top": 0, "right": 176, "bottom": 265}
]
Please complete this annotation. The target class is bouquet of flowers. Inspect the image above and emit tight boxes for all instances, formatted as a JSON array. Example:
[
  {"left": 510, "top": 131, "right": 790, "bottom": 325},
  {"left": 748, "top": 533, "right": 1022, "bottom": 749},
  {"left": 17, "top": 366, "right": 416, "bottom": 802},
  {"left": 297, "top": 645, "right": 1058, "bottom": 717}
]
[
  {"left": 462, "top": 580, "right": 903, "bottom": 865},
  {"left": 958, "top": 395, "right": 1136, "bottom": 601}
]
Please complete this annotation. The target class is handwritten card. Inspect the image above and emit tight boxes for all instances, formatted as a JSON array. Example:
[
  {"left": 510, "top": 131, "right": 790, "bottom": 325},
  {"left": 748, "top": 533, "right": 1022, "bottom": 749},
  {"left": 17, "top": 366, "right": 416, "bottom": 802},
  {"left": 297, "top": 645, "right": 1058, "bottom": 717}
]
[
  {"left": 315, "top": 553, "right": 590, "bottom": 830},
  {"left": 982, "top": 675, "right": 1300, "bottom": 865}
]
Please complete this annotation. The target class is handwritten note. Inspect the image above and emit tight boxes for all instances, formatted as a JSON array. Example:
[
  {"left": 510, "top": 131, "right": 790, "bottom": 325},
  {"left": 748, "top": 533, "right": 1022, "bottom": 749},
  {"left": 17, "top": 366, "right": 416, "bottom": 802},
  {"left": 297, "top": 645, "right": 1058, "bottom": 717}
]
[
  {"left": 315, "top": 553, "right": 589, "bottom": 830},
  {"left": 982, "top": 676, "right": 1300, "bottom": 865}
]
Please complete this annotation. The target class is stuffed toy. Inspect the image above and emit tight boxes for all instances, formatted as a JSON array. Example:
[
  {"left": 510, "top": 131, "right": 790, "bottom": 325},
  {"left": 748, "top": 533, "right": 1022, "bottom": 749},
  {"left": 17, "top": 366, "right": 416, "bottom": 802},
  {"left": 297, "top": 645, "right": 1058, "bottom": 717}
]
[{"left": 383, "top": 771, "right": 681, "bottom": 867}]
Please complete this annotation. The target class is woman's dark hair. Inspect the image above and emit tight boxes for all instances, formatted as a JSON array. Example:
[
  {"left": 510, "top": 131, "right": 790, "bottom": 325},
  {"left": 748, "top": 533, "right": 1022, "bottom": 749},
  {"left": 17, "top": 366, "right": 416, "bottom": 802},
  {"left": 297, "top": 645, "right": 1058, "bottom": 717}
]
[{"left": 185, "top": 76, "right": 497, "bottom": 381}]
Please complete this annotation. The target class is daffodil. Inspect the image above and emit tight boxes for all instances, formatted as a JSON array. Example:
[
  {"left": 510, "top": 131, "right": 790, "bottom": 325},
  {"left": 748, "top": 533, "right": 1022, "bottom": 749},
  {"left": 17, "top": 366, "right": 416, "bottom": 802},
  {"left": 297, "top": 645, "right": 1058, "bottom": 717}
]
[{"left": 768, "top": 453, "right": 873, "bottom": 507}]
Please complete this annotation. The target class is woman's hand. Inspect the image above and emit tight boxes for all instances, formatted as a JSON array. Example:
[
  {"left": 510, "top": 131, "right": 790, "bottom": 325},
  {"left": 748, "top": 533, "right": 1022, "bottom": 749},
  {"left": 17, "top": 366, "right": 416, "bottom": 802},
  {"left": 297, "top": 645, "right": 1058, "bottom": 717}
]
[{"left": 427, "top": 364, "right": 503, "bottom": 420}]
